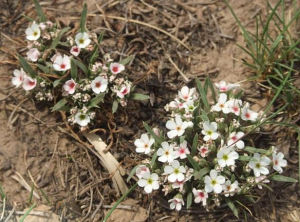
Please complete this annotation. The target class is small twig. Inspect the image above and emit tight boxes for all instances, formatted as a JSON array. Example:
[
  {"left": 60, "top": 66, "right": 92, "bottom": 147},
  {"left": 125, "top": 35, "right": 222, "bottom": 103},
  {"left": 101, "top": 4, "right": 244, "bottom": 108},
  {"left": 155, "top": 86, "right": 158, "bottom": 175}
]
[
  {"left": 166, "top": 54, "right": 189, "bottom": 82},
  {"left": 4, "top": 206, "right": 15, "bottom": 222},
  {"left": 0, "top": 196, "right": 5, "bottom": 220},
  {"left": 14, "top": 210, "right": 49, "bottom": 217},
  {"left": 102, "top": 205, "right": 136, "bottom": 210},
  {"left": 11, "top": 172, "right": 40, "bottom": 200}
]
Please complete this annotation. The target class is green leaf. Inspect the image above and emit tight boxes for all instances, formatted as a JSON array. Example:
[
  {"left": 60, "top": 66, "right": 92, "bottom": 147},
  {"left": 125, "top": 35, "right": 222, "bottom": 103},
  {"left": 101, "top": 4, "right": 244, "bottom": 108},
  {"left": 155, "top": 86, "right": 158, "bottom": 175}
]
[
  {"left": 80, "top": 3, "right": 88, "bottom": 32},
  {"left": 19, "top": 203, "right": 36, "bottom": 222},
  {"left": 205, "top": 77, "right": 217, "bottom": 103},
  {"left": 32, "top": 0, "right": 46, "bottom": 22},
  {"left": 89, "top": 46, "right": 99, "bottom": 65},
  {"left": 271, "top": 175, "right": 298, "bottom": 183},
  {"left": 193, "top": 167, "right": 209, "bottom": 180},
  {"left": 50, "top": 27, "right": 70, "bottom": 49},
  {"left": 120, "top": 55, "right": 134, "bottom": 65},
  {"left": 72, "top": 59, "right": 88, "bottom": 75},
  {"left": 18, "top": 54, "right": 37, "bottom": 78},
  {"left": 112, "top": 100, "right": 119, "bottom": 113},
  {"left": 131, "top": 93, "right": 149, "bottom": 101},
  {"left": 51, "top": 98, "right": 68, "bottom": 112},
  {"left": 226, "top": 199, "right": 239, "bottom": 218},
  {"left": 53, "top": 79, "right": 61, "bottom": 87},
  {"left": 71, "top": 58, "right": 78, "bottom": 80},
  {"left": 239, "top": 155, "right": 251, "bottom": 161},
  {"left": 187, "top": 154, "right": 200, "bottom": 171},
  {"left": 244, "top": 146, "right": 268, "bottom": 154},
  {"left": 150, "top": 152, "right": 158, "bottom": 168},
  {"left": 186, "top": 192, "right": 193, "bottom": 209},
  {"left": 191, "top": 133, "right": 198, "bottom": 156},
  {"left": 37, "top": 64, "right": 51, "bottom": 73},
  {"left": 88, "top": 93, "right": 104, "bottom": 108},
  {"left": 143, "top": 122, "right": 163, "bottom": 144},
  {"left": 127, "top": 165, "right": 139, "bottom": 183},
  {"left": 97, "top": 32, "right": 104, "bottom": 44},
  {"left": 196, "top": 79, "right": 209, "bottom": 111}
]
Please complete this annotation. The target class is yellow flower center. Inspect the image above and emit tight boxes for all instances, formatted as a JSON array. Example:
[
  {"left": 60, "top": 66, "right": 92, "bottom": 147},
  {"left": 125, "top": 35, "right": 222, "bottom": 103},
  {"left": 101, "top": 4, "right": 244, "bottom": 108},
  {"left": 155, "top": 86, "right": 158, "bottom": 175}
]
[
  {"left": 207, "top": 130, "right": 212, "bottom": 135},
  {"left": 211, "top": 180, "right": 217, "bottom": 185},
  {"left": 222, "top": 155, "right": 228, "bottom": 161},
  {"left": 33, "top": 31, "right": 38, "bottom": 36},
  {"left": 147, "top": 178, "right": 153, "bottom": 184},
  {"left": 255, "top": 163, "right": 261, "bottom": 168},
  {"left": 79, "top": 39, "right": 84, "bottom": 44},
  {"left": 174, "top": 168, "right": 179, "bottom": 174}
]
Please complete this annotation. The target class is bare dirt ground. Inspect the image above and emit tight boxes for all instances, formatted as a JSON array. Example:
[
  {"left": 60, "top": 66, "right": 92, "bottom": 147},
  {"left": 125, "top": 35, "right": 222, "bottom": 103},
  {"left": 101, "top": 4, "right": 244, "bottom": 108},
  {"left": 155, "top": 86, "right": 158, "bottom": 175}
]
[{"left": 0, "top": 0, "right": 299, "bottom": 221}]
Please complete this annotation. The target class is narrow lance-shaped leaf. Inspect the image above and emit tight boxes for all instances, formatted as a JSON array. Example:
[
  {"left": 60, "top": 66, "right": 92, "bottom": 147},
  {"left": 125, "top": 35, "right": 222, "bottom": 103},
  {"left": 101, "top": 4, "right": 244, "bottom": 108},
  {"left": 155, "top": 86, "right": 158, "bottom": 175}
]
[
  {"left": 51, "top": 98, "right": 68, "bottom": 112},
  {"left": 127, "top": 165, "right": 139, "bottom": 183},
  {"left": 50, "top": 27, "right": 70, "bottom": 49},
  {"left": 120, "top": 55, "right": 134, "bottom": 65},
  {"left": 225, "top": 199, "right": 239, "bottom": 218},
  {"left": 32, "top": 0, "right": 47, "bottom": 22},
  {"left": 191, "top": 133, "right": 198, "bottom": 156},
  {"left": 186, "top": 192, "right": 193, "bottom": 209},
  {"left": 143, "top": 122, "right": 163, "bottom": 144},
  {"left": 112, "top": 100, "right": 119, "bottom": 113},
  {"left": 271, "top": 175, "right": 298, "bottom": 183},
  {"left": 131, "top": 93, "right": 149, "bottom": 101},
  {"left": 80, "top": 3, "right": 88, "bottom": 33},
  {"left": 187, "top": 154, "right": 200, "bottom": 171},
  {"left": 196, "top": 79, "right": 209, "bottom": 111},
  {"left": 18, "top": 54, "right": 37, "bottom": 78},
  {"left": 88, "top": 93, "right": 104, "bottom": 108},
  {"left": 72, "top": 59, "right": 88, "bottom": 75},
  {"left": 71, "top": 58, "right": 78, "bottom": 80}
]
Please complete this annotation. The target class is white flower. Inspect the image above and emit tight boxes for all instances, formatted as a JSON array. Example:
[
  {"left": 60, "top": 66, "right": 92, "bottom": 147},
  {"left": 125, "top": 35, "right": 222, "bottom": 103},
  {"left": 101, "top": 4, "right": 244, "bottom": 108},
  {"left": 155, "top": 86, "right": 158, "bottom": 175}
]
[
  {"left": 91, "top": 76, "right": 108, "bottom": 94},
  {"left": 178, "top": 86, "right": 197, "bottom": 101},
  {"left": 166, "top": 99, "right": 185, "bottom": 111},
  {"left": 201, "top": 121, "right": 219, "bottom": 141},
  {"left": 174, "top": 140, "right": 190, "bottom": 159},
  {"left": 166, "top": 115, "right": 193, "bottom": 138},
  {"left": 22, "top": 76, "right": 37, "bottom": 91},
  {"left": 211, "top": 93, "right": 230, "bottom": 113},
  {"left": 168, "top": 196, "right": 184, "bottom": 211},
  {"left": 53, "top": 55, "right": 71, "bottom": 71},
  {"left": 12, "top": 69, "right": 26, "bottom": 87},
  {"left": 272, "top": 152, "right": 287, "bottom": 173},
  {"left": 226, "top": 99, "right": 242, "bottom": 116},
  {"left": 204, "top": 169, "right": 225, "bottom": 194},
  {"left": 25, "top": 22, "right": 41, "bottom": 41},
  {"left": 157, "top": 142, "right": 175, "bottom": 163},
  {"left": 116, "top": 85, "right": 130, "bottom": 98},
  {"left": 137, "top": 172, "right": 159, "bottom": 194},
  {"left": 215, "top": 81, "right": 239, "bottom": 92},
  {"left": 217, "top": 147, "right": 239, "bottom": 167},
  {"left": 172, "top": 180, "right": 185, "bottom": 191},
  {"left": 26, "top": 48, "right": 40, "bottom": 62},
  {"left": 75, "top": 32, "right": 91, "bottom": 48},
  {"left": 199, "top": 146, "right": 209, "bottom": 157},
  {"left": 255, "top": 176, "right": 270, "bottom": 189},
  {"left": 192, "top": 188, "right": 208, "bottom": 206},
  {"left": 223, "top": 180, "right": 239, "bottom": 197},
  {"left": 63, "top": 79, "right": 76, "bottom": 95},
  {"left": 164, "top": 160, "right": 186, "bottom": 182},
  {"left": 110, "top": 62, "right": 125, "bottom": 74},
  {"left": 241, "top": 103, "right": 258, "bottom": 121},
  {"left": 134, "top": 133, "right": 154, "bottom": 154},
  {"left": 74, "top": 112, "right": 91, "bottom": 127},
  {"left": 227, "top": 132, "right": 245, "bottom": 149},
  {"left": 70, "top": 46, "right": 80, "bottom": 56},
  {"left": 135, "top": 165, "right": 150, "bottom": 179},
  {"left": 183, "top": 100, "right": 196, "bottom": 113},
  {"left": 248, "top": 153, "right": 271, "bottom": 177}
]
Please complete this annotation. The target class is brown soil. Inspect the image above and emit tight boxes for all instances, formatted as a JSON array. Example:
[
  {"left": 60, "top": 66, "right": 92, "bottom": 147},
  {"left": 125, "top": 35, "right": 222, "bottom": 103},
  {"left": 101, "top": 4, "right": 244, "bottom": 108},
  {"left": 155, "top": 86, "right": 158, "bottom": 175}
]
[{"left": 0, "top": 0, "right": 299, "bottom": 221}]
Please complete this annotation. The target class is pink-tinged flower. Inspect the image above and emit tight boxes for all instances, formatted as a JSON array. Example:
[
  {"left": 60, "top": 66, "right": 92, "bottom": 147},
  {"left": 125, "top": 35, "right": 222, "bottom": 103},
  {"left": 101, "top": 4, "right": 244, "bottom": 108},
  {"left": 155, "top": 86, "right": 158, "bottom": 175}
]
[
  {"left": 178, "top": 86, "right": 197, "bottom": 101},
  {"left": 137, "top": 172, "right": 159, "bottom": 194},
  {"left": 166, "top": 115, "right": 193, "bottom": 138},
  {"left": 192, "top": 188, "right": 208, "bottom": 206},
  {"left": 172, "top": 179, "right": 185, "bottom": 191},
  {"left": 199, "top": 146, "right": 209, "bottom": 157},
  {"left": 248, "top": 153, "right": 271, "bottom": 177},
  {"left": 255, "top": 176, "right": 270, "bottom": 189},
  {"left": 25, "top": 22, "right": 41, "bottom": 41},
  {"left": 227, "top": 131, "right": 245, "bottom": 149},
  {"left": 215, "top": 81, "right": 239, "bottom": 92},
  {"left": 211, "top": 93, "right": 230, "bottom": 113},
  {"left": 116, "top": 85, "right": 130, "bottom": 98},
  {"left": 272, "top": 152, "right": 287, "bottom": 173},
  {"left": 135, "top": 165, "right": 150, "bottom": 179},
  {"left": 174, "top": 140, "right": 190, "bottom": 159},
  {"left": 241, "top": 103, "right": 258, "bottom": 121},
  {"left": 226, "top": 99, "right": 242, "bottom": 116},
  {"left": 91, "top": 76, "right": 108, "bottom": 94},
  {"left": 70, "top": 46, "right": 80, "bottom": 56},
  {"left": 12, "top": 69, "right": 26, "bottom": 87},
  {"left": 22, "top": 76, "right": 37, "bottom": 91},
  {"left": 134, "top": 133, "right": 155, "bottom": 155},
  {"left": 201, "top": 121, "right": 219, "bottom": 141},
  {"left": 157, "top": 142, "right": 175, "bottom": 163},
  {"left": 63, "top": 79, "right": 76, "bottom": 95},
  {"left": 168, "top": 195, "right": 184, "bottom": 211},
  {"left": 165, "top": 99, "right": 185, "bottom": 111},
  {"left": 26, "top": 48, "right": 40, "bottom": 62},
  {"left": 53, "top": 54, "right": 71, "bottom": 71},
  {"left": 110, "top": 62, "right": 125, "bottom": 74},
  {"left": 223, "top": 180, "right": 239, "bottom": 197},
  {"left": 163, "top": 160, "right": 186, "bottom": 182}
]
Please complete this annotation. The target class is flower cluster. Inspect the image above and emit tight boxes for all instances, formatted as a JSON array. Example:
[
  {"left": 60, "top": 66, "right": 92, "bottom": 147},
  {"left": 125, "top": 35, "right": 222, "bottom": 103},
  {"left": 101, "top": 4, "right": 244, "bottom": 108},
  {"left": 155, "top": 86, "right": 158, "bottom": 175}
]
[
  {"left": 12, "top": 5, "right": 138, "bottom": 128},
  {"left": 133, "top": 81, "right": 288, "bottom": 211}
]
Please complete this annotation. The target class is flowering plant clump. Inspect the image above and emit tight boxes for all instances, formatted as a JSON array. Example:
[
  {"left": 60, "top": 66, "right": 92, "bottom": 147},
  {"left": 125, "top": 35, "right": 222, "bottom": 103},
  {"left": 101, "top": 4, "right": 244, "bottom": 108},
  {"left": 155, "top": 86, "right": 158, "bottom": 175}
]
[
  {"left": 132, "top": 79, "right": 294, "bottom": 216},
  {"left": 12, "top": 2, "right": 147, "bottom": 128}
]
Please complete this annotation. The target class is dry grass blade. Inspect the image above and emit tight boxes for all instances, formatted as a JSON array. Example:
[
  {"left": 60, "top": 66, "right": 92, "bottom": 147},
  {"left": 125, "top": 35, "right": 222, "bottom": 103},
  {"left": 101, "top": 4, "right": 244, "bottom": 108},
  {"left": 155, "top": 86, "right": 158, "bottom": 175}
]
[
  {"left": 166, "top": 54, "right": 189, "bottom": 82},
  {"left": 84, "top": 133, "right": 128, "bottom": 196},
  {"left": 11, "top": 172, "right": 40, "bottom": 200}
]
